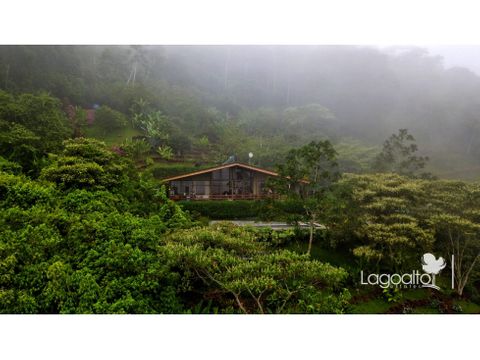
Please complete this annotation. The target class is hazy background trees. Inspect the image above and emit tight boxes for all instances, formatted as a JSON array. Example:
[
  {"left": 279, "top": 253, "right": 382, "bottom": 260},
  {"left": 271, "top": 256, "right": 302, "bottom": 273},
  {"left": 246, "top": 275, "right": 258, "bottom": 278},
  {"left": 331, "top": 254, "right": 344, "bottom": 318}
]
[{"left": 2, "top": 45, "right": 480, "bottom": 179}]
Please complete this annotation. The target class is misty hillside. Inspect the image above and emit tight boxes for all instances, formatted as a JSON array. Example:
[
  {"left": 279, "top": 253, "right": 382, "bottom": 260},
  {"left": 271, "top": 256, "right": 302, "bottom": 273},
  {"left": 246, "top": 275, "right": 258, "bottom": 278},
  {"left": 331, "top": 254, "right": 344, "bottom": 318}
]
[
  {"left": 1, "top": 45, "right": 480, "bottom": 179},
  {"left": 2, "top": 44, "right": 480, "bottom": 316}
]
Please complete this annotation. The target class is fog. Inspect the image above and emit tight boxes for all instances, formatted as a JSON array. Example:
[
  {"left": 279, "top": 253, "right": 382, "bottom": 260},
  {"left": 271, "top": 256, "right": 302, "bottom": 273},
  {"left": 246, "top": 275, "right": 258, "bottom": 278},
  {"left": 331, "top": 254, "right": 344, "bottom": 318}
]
[
  {"left": 428, "top": 45, "right": 480, "bottom": 74},
  {"left": 1, "top": 45, "right": 480, "bottom": 179}
]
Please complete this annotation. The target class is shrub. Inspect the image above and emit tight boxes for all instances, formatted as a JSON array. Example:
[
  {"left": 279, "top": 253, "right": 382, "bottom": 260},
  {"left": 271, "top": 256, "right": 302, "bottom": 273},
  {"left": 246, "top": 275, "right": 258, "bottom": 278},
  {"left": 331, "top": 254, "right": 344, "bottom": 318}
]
[
  {"left": 178, "top": 200, "right": 262, "bottom": 220},
  {"left": 0, "top": 172, "right": 56, "bottom": 209},
  {"left": 40, "top": 138, "right": 131, "bottom": 191},
  {"left": 164, "top": 224, "right": 350, "bottom": 314},
  {"left": 121, "top": 138, "right": 151, "bottom": 161},
  {"left": 95, "top": 106, "right": 128, "bottom": 130},
  {"left": 452, "top": 303, "right": 463, "bottom": 313},
  {"left": 178, "top": 199, "right": 306, "bottom": 220},
  {"left": 0, "top": 156, "right": 22, "bottom": 174}
]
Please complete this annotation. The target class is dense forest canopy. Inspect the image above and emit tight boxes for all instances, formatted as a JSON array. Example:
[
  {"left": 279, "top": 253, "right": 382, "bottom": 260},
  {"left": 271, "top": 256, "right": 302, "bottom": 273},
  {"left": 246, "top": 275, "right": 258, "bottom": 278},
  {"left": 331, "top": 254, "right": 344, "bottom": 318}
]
[
  {"left": 1, "top": 45, "right": 480, "bottom": 179},
  {"left": 1, "top": 45, "right": 480, "bottom": 314}
]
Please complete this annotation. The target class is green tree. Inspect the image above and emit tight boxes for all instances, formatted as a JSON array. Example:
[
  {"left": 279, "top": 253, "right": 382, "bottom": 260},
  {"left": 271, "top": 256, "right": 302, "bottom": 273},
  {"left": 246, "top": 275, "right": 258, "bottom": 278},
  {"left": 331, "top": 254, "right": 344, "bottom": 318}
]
[
  {"left": 272, "top": 140, "right": 340, "bottom": 254},
  {"left": 432, "top": 214, "right": 480, "bottom": 296},
  {"left": 343, "top": 173, "right": 435, "bottom": 272},
  {"left": 164, "top": 223, "right": 350, "bottom": 313},
  {"left": 0, "top": 90, "right": 71, "bottom": 174},
  {"left": 157, "top": 145, "right": 174, "bottom": 160},
  {"left": 121, "top": 138, "right": 151, "bottom": 162},
  {"left": 133, "top": 110, "right": 171, "bottom": 145},
  {"left": 373, "top": 129, "right": 430, "bottom": 178},
  {"left": 95, "top": 105, "right": 128, "bottom": 130},
  {"left": 40, "top": 138, "right": 130, "bottom": 190}
]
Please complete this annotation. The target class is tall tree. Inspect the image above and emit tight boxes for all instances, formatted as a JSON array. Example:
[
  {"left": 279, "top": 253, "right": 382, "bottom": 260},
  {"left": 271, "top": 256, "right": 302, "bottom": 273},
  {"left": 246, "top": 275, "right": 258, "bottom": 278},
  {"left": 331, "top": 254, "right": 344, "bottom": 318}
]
[
  {"left": 432, "top": 214, "right": 480, "bottom": 296},
  {"left": 272, "top": 140, "right": 340, "bottom": 254},
  {"left": 373, "top": 129, "right": 430, "bottom": 178}
]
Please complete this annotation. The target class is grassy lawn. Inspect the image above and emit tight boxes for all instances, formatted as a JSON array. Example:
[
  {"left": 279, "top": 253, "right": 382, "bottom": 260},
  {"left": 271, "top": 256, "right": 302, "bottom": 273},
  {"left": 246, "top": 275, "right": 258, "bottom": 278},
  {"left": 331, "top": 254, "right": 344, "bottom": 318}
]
[{"left": 454, "top": 300, "right": 480, "bottom": 314}]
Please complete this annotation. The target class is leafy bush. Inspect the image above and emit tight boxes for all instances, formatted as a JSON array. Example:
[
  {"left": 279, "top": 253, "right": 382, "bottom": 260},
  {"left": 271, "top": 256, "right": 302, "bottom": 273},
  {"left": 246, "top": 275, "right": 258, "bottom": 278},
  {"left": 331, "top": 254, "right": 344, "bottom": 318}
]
[
  {"left": 0, "top": 172, "right": 57, "bottom": 209},
  {"left": 0, "top": 91, "right": 71, "bottom": 174},
  {"left": 178, "top": 200, "right": 262, "bottom": 220},
  {"left": 0, "top": 156, "right": 22, "bottom": 174},
  {"left": 0, "top": 169, "right": 192, "bottom": 313},
  {"left": 0, "top": 170, "right": 348, "bottom": 314},
  {"left": 164, "top": 224, "right": 351, "bottom": 313},
  {"left": 121, "top": 138, "right": 151, "bottom": 161},
  {"left": 157, "top": 145, "right": 174, "bottom": 160},
  {"left": 382, "top": 287, "right": 402, "bottom": 303},
  {"left": 95, "top": 106, "right": 128, "bottom": 130},
  {"left": 178, "top": 199, "right": 306, "bottom": 220},
  {"left": 342, "top": 173, "right": 435, "bottom": 272},
  {"left": 452, "top": 303, "right": 463, "bottom": 313},
  {"left": 40, "top": 138, "right": 131, "bottom": 191}
]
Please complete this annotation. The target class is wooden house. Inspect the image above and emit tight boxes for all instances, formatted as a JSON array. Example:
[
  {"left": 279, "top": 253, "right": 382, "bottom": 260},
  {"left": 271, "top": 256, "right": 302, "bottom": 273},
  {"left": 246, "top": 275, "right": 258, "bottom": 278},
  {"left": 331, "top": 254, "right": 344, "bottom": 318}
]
[{"left": 163, "top": 162, "right": 279, "bottom": 200}]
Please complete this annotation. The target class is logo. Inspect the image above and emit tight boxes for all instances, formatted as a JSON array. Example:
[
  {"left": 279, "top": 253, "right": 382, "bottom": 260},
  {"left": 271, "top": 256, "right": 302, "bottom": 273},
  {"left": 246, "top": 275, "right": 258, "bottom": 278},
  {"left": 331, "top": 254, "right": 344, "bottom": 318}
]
[{"left": 360, "top": 253, "right": 451, "bottom": 290}]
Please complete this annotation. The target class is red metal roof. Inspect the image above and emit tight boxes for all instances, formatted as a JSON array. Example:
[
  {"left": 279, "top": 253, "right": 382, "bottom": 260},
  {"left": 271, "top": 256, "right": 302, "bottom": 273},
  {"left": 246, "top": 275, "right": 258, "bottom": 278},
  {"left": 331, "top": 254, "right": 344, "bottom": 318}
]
[{"left": 162, "top": 162, "right": 279, "bottom": 182}]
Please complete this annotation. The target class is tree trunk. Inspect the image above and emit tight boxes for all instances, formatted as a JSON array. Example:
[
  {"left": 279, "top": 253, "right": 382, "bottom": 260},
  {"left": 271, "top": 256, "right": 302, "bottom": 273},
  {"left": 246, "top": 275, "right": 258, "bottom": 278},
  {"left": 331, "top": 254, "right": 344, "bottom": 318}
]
[{"left": 307, "top": 221, "right": 314, "bottom": 255}]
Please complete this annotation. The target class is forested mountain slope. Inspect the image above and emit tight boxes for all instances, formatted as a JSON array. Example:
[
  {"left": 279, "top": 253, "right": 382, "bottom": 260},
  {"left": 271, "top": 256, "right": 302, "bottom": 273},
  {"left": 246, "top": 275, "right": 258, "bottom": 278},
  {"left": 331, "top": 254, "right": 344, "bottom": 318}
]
[{"left": 1, "top": 45, "right": 480, "bottom": 179}]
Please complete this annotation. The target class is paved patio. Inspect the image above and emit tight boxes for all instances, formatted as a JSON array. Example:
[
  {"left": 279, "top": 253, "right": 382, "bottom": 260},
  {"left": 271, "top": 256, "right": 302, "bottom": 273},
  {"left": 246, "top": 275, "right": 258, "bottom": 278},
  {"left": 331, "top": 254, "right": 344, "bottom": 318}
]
[{"left": 209, "top": 220, "right": 325, "bottom": 230}]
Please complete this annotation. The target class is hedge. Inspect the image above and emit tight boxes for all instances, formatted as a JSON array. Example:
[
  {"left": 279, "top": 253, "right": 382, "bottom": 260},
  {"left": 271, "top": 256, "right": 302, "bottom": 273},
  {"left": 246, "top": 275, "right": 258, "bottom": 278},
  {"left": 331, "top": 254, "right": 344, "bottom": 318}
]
[{"left": 177, "top": 199, "right": 305, "bottom": 220}]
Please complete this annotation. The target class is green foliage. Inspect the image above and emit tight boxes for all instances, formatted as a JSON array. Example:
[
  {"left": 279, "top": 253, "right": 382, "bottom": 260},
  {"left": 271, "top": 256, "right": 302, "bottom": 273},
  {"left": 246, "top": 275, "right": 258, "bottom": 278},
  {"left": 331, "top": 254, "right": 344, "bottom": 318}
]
[
  {"left": 341, "top": 173, "right": 480, "bottom": 282},
  {"left": 335, "top": 139, "right": 379, "bottom": 173},
  {"left": 382, "top": 287, "right": 402, "bottom": 303},
  {"left": 273, "top": 140, "right": 340, "bottom": 199},
  {"left": 178, "top": 200, "right": 263, "bottom": 220},
  {"left": 0, "top": 169, "right": 192, "bottom": 313},
  {"left": 133, "top": 110, "right": 171, "bottom": 144},
  {"left": 0, "top": 156, "right": 22, "bottom": 174},
  {"left": 40, "top": 138, "right": 130, "bottom": 190},
  {"left": 121, "top": 138, "right": 151, "bottom": 161},
  {"left": 163, "top": 223, "right": 350, "bottom": 314},
  {"left": 272, "top": 140, "right": 341, "bottom": 254},
  {"left": 343, "top": 173, "right": 435, "bottom": 271},
  {"left": 145, "top": 157, "right": 155, "bottom": 167},
  {"left": 178, "top": 199, "right": 307, "bottom": 223},
  {"left": 0, "top": 168, "right": 348, "bottom": 314},
  {"left": 197, "top": 135, "right": 210, "bottom": 147},
  {"left": 0, "top": 171, "right": 57, "bottom": 209},
  {"left": 431, "top": 212, "right": 480, "bottom": 296},
  {"left": 0, "top": 91, "right": 71, "bottom": 152},
  {"left": 157, "top": 145, "right": 174, "bottom": 160},
  {"left": 40, "top": 157, "right": 109, "bottom": 190},
  {"left": 0, "top": 90, "right": 71, "bottom": 174},
  {"left": 95, "top": 105, "right": 128, "bottom": 130},
  {"left": 3, "top": 46, "right": 480, "bottom": 313},
  {"left": 3, "top": 46, "right": 480, "bottom": 178},
  {"left": 373, "top": 129, "right": 430, "bottom": 178}
]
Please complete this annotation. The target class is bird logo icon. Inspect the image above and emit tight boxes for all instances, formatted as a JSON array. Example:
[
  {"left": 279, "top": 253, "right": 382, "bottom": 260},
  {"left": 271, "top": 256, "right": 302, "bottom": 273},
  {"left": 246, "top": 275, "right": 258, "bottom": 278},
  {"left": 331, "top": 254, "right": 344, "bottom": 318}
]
[
  {"left": 421, "top": 253, "right": 446, "bottom": 290},
  {"left": 422, "top": 253, "right": 446, "bottom": 275}
]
